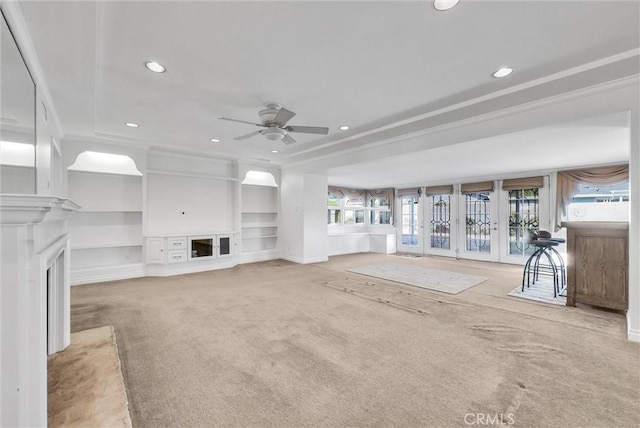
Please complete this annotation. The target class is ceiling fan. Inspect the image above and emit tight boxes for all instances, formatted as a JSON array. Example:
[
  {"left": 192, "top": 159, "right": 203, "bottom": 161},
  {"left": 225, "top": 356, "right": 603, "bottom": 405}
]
[{"left": 219, "top": 104, "right": 329, "bottom": 145}]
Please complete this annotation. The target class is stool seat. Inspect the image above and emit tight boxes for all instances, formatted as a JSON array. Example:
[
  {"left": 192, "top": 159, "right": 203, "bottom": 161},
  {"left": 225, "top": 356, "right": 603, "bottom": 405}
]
[{"left": 530, "top": 239, "right": 559, "bottom": 246}]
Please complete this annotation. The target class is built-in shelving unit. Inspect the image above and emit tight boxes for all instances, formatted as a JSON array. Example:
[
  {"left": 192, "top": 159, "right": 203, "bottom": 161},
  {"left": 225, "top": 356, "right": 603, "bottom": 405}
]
[
  {"left": 68, "top": 170, "right": 145, "bottom": 284},
  {"left": 241, "top": 184, "right": 279, "bottom": 255}
]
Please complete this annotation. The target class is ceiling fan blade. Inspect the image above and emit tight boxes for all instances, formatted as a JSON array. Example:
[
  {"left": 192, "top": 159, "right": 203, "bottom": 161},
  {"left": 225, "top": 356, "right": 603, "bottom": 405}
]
[
  {"left": 219, "top": 117, "right": 264, "bottom": 127},
  {"left": 285, "top": 125, "right": 329, "bottom": 135},
  {"left": 282, "top": 134, "right": 296, "bottom": 145},
  {"left": 273, "top": 107, "right": 296, "bottom": 125},
  {"left": 234, "top": 130, "right": 262, "bottom": 141}
]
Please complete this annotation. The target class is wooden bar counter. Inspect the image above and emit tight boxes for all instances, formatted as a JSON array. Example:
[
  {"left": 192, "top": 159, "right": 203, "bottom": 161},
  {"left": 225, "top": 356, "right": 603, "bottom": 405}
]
[{"left": 562, "top": 221, "right": 629, "bottom": 310}]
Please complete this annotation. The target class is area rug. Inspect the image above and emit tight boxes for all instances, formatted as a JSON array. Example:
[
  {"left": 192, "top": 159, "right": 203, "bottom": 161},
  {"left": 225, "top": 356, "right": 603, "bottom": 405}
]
[
  {"left": 347, "top": 263, "right": 487, "bottom": 294},
  {"left": 48, "top": 325, "right": 132, "bottom": 428},
  {"left": 508, "top": 279, "right": 567, "bottom": 306}
]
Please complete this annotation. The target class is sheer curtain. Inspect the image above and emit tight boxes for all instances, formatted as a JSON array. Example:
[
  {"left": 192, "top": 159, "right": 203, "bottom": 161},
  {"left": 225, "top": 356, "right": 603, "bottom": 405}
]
[{"left": 555, "top": 165, "right": 628, "bottom": 230}]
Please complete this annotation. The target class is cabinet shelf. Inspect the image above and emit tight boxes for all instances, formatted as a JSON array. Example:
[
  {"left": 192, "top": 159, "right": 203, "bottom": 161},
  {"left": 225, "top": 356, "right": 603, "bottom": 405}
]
[
  {"left": 241, "top": 223, "right": 278, "bottom": 229},
  {"left": 242, "top": 235, "right": 278, "bottom": 240}
]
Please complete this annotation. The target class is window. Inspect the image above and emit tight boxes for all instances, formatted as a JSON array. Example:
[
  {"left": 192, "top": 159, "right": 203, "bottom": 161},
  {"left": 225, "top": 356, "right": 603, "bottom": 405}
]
[
  {"left": 327, "top": 196, "right": 364, "bottom": 226},
  {"left": 327, "top": 187, "right": 392, "bottom": 227},
  {"left": 567, "top": 182, "right": 629, "bottom": 222},
  {"left": 508, "top": 188, "right": 539, "bottom": 256},
  {"left": 429, "top": 194, "right": 451, "bottom": 249},
  {"left": 368, "top": 194, "right": 392, "bottom": 225}
]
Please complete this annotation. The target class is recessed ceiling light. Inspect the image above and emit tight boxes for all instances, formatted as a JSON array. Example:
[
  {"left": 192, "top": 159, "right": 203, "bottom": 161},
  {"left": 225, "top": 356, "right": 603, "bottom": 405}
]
[
  {"left": 493, "top": 67, "right": 514, "bottom": 78},
  {"left": 125, "top": 122, "right": 139, "bottom": 128},
  {"left": 338, "top": 125, "right": 350, "bottom": 131},
  {"left": 433, "top": 0, "right": 459, "bottom": 11},
  {"left": 210, "top": 138, "right": 220, "bottom": 143},
  {"left": 271, "top": 150, "right": 279, "bottom": 154},
  {"left": 144, "top": 61, "right": 166, "bottom": 73}
]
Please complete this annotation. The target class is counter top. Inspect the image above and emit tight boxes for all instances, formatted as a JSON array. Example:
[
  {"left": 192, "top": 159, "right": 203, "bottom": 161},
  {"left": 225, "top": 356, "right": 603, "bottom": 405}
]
[{"left": 561, "top": 221, "right": 629, "bottom": 230}]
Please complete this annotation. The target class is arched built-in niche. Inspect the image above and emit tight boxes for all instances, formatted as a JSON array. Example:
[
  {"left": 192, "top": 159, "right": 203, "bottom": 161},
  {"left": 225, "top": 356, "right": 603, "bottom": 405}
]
[
  {"left": 68, "top": 151, "right": 142, "bottom": 176},
  {"left": 241, "top": 170, "right": 278, "bottom": 187}
]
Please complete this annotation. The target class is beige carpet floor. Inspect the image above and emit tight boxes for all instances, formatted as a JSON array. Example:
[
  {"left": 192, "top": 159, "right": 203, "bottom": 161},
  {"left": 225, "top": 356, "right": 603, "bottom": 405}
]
[
  {"left": 48, "top": 325, "right": 131, "bottom": 427},
  {"left": 70, "top": 253, "right": 640, "bottom": 427}
]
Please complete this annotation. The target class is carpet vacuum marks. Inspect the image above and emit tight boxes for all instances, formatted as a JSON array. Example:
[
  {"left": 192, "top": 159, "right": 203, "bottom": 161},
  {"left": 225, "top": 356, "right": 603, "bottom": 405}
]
[{"left": 347, "top": 263, "right": 488, "bottom": 294}]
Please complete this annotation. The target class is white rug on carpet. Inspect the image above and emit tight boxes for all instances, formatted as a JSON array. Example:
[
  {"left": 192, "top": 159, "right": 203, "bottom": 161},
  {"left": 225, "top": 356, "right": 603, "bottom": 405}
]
[
  {"left": 508, "top": 279, "right": 566, "bottom": 306},
  {"left": 346, "top": 263, "right": 487, "bottom": 294}
]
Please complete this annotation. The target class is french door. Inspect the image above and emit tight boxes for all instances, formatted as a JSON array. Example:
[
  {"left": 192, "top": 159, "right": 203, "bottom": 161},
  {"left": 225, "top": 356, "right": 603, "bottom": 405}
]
[
  {"left": 498, "top": 179, "right": 550, "bottom": 264},
  {"left": 397, "top": 195, "right": 422, "bottom": 254},
  {"left": 424, "top": 193, "right": 457, "bottom": 257},
  {"left": 411, "top": 178, "right": 549, "bottom": 264},
  {"left": 457, "top": 190, "right": 499, "bottom": 262}
]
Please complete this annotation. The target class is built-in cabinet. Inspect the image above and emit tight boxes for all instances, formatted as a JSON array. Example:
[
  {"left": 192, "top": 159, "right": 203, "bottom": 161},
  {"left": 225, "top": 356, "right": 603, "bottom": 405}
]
[
  {"left": 563, "top": 221, "right": 629, "bottom": 311},
  {"left": 241, "top": 184, "right": 279, "bottom": 254},
  {"left": 145, "top": 234, "right": 234, "bottom": 276},
  {"left": 67, "top": 170, "right": 145, "bottom": 284},
  {"left": 146, "top": 234, "right": 233, "bottom": 264}
]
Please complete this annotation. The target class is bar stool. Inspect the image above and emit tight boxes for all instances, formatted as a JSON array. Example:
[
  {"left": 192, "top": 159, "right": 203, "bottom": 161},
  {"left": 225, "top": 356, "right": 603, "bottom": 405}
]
[{"left": 521, "top": 231, "right": 566, "bottom": 298}]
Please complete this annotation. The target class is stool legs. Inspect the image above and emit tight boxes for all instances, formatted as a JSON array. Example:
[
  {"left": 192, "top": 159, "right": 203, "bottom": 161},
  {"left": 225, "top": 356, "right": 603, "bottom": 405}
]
[{"left": 521, "top": 244, "right": 566, "bottom": 298}]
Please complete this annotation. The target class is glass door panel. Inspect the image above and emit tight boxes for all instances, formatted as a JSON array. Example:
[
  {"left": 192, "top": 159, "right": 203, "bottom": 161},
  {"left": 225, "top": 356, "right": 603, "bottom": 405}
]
[
  {"left": 459, "top": 191, "right": 498, "bottom": 261},
  {"left": 425, "top": 194, "right": 457, "bottom": 257},
  {"left": 397, "top": 196, "right": 422, "bottom": 253},
  {"left": 507, "top": 188, "right": 539, "bottom": 257},
  {"left": 499, "top": 180, "right": 549, "bottom": 264}
]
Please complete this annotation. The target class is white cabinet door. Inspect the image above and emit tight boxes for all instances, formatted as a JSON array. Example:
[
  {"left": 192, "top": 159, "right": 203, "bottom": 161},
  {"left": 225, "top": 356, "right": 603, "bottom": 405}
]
[
  {"left": 217, "top": 235, "right": 232, "bottom": 258},
  {"left": 146, "top": 238, "right": 165, "bottom": 264}
]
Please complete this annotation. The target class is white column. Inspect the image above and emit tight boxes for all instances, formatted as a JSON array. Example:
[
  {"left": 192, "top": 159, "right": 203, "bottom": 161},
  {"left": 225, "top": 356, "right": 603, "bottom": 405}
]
[
  {"left": 302, "top": 174, "right": 329, "bottom": 263},
  {"left": 280, "top": 171, "right": 328, "bottom": 264},
  {"left": 628, "top": 106, "right": 640, "bottom": 342}
]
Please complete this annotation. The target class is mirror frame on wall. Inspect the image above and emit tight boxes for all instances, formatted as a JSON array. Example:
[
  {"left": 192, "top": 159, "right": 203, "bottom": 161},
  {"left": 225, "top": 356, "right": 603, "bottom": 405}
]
[{"left": 1, "top": 9, "right": 37, "bottom": 194}]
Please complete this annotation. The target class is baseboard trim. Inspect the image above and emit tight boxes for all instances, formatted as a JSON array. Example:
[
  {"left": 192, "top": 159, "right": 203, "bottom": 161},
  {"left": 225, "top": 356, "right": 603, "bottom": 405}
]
[
  {"left": 237, "top": 249, "right": 282, "bottom": 264},
  {"left": 146, "top": 259, "right": 237, "bottom": 277},
  {"left": 627, "top": 327, "right": 640, "bottom": 342},
  {"left": 282, "top": 255, "right": 328, "bottom": 264},
  {"left": 71, "top": 263, "right": 146, "bottom": 285}
]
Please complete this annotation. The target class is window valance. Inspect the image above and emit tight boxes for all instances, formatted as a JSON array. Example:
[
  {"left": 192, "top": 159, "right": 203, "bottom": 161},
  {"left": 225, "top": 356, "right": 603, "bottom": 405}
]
[
  {"left": 554, "top": 164, "right": 629, "bottom": 231},
  {"left": 502, "top": 176, "right": 544, "bottom": 191},
  {"left": 328, "top": 186, "right": 365, "bottom": 201},
  {"left": 425, "top": 185, "right": 454, "bottom": 196},
  {"left": 461, "top": 181, "right": 494, "bottom": 194},
  {"left": 366, "top": 188, "right": 393, "bottom": 200},
  {"left": 397, "top": 187, "right": 422, "bottom": 198}
]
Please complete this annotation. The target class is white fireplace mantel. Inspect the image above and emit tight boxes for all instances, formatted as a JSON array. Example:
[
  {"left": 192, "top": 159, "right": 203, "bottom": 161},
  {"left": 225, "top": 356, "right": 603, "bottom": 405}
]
[
  {"left": 0, "top": 194, "right": 80, "bottom": 225},
  {"left": 1, "top": 194, "right": 79, "bottom": 427}
]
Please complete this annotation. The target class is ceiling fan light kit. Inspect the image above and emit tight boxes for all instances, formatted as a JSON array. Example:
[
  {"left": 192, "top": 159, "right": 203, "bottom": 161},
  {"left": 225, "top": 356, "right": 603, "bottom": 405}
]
[
  {"left": 263, "top": 128, "right": 287, "bottom": 141},
  {"left": 219, "top": 104, "right": 329, "bottom": 145}
]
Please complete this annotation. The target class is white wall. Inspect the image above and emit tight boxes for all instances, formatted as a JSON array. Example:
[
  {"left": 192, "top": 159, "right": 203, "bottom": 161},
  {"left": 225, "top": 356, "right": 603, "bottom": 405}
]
[
  {"left": 35, "top": 94, "right": 52, "bottom": 195},
  {"left": 628, "top": 105, "right": 639, "bottom": 342},
  {"left": 146, "top": 174, "right": 232, "bottom": 236}
]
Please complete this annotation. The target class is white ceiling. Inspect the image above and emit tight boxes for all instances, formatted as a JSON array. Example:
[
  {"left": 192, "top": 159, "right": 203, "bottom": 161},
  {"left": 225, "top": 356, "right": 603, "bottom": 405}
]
[
  {"left": 326, "top": 111, "right": 631, "bottom": 188},
  {"left": 16, "top": 0, "right": 640, "bottom": 186}
]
